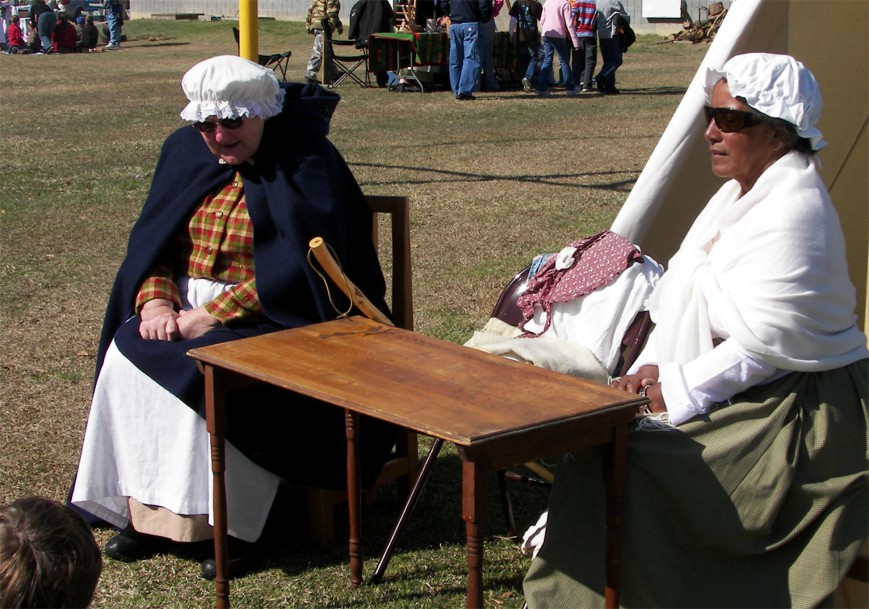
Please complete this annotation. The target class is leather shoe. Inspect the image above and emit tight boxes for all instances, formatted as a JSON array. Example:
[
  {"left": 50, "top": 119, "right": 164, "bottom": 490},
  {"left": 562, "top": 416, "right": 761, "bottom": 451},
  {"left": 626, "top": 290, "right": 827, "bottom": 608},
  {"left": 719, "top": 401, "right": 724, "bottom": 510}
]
[
  {"left": 200, "top": 539, "right": 259, "bottom": 580},
  {"left": 104, "top": 531, "right": 166, "bottom": 562}
]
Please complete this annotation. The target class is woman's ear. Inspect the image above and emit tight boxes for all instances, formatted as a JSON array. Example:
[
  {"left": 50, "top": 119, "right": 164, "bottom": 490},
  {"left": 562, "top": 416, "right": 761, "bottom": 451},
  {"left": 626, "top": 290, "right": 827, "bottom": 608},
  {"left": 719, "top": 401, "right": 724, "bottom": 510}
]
[{"left": 770, "top": 128, "right": 788, "bottom": 153}]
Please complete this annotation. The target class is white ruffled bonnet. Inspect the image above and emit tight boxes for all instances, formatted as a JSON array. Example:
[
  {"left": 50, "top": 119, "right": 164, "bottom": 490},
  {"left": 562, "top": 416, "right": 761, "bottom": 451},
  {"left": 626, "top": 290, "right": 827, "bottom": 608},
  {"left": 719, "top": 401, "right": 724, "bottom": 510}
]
[
  {"left": 705, "top": 52, "right": 825, "bottom": 151},
  {"left": 179, "top": 55, "right": 285, "bottom": 122}
]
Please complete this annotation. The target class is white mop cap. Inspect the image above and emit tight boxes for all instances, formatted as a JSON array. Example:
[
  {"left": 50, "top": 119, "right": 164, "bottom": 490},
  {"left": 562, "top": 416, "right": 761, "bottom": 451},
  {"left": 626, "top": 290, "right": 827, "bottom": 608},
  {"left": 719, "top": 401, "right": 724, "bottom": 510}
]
[
  {"left": 705, "top": 52, "right": 825, "bottom": 150},
  {"left": 180, "top": 55, "right": 285, "bottom": 122}
]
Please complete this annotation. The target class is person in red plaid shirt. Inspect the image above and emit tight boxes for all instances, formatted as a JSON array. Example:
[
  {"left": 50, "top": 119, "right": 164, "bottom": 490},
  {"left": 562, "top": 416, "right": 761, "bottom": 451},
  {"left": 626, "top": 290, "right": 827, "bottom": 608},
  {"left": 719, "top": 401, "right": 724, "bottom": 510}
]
[{"left": 70, "top": 55, "right": 400, "bottom": 580}]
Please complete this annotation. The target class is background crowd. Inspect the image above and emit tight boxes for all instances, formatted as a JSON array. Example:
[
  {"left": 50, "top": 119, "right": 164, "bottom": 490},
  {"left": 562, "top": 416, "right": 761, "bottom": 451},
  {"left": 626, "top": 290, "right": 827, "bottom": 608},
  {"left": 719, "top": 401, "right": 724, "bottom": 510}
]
[
  {"left": 297, "top": 0, "right": 631, "bottom": 97},
  {"left": 0, "top": 0, "right": 125, "bottom": 54},
  {"left": 437, "top": 0, "right": 631, "bottom": 99}
]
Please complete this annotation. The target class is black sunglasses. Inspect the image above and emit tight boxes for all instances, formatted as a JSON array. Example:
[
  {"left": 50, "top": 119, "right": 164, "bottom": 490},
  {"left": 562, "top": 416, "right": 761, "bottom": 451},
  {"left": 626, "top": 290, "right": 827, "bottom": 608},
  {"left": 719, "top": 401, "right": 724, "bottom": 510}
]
[
  {"left": 192, "top": 117, "right": 245, "bottom": 134},
  {"left": 704, "top": 106, "right": 769, "bottom": 133}
]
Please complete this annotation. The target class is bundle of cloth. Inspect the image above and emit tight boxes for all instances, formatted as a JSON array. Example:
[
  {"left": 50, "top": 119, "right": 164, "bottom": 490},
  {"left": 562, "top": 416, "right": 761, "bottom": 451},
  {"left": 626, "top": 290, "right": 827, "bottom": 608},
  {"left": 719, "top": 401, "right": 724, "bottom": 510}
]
[{"left": 464, "top": 230, "right": 663, "bottom": 384}]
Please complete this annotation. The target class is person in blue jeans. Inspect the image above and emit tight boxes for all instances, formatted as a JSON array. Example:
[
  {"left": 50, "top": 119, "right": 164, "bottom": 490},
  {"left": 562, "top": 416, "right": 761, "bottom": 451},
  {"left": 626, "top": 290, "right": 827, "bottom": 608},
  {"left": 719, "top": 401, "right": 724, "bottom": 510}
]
[
  {"left": 536, "top": 0, "right": 578, "bottom": 97},
  {"left": 594, "top": 0, "right": 628, "bottom": 94},
  {"left": 29, "top": 0, "right": 56, "bottom": 53},
  {"left": 439, "top": 0, "right": 492, "bottom": 100},
  {"left": 510, "top": 0, "right": 542, "bottom": 92},
  {"left": 475, "top": 0, "right": 503, "bottom": 92},
  {"left": 104, "top": 0, "right": 122, "bottom": 49}
]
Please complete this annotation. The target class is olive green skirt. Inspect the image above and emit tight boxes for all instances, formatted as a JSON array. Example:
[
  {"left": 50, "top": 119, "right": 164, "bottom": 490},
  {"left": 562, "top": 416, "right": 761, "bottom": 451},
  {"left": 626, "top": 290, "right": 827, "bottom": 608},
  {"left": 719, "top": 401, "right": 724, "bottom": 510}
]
[{"left": 523, "top": 361, "right": 868, "bottom": 608}]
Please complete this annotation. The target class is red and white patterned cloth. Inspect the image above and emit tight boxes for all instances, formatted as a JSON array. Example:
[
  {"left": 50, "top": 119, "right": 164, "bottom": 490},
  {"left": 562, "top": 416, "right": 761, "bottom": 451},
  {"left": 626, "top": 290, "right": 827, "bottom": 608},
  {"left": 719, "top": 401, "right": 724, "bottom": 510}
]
[{"left": 517, "top": 231, "right": 643, "bottom": 336}]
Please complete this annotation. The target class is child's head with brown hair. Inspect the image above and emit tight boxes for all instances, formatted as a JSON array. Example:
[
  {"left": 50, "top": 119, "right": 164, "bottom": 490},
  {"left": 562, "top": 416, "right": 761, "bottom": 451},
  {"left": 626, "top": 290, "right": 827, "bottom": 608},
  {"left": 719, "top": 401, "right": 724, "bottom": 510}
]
[{"left": 0, "top": 496, "right": 102, "bottom": 608}]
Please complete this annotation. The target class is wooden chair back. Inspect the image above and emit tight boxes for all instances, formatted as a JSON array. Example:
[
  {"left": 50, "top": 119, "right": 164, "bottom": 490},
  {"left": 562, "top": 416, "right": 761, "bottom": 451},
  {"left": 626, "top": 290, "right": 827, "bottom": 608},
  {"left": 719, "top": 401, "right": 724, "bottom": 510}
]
[
  {"left": 307, "top": 194, "right": 417, "bottom": 544},
  {"left": 367, "top": 195, "right": 413, "bottom": 331}
]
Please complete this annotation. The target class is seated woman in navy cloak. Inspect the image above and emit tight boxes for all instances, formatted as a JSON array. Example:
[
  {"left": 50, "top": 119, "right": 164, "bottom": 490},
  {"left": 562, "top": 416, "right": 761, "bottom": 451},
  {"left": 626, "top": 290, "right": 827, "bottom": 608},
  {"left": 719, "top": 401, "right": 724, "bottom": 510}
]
[{"left": 71, "top": 55, "right": 398, "bottom": 575}]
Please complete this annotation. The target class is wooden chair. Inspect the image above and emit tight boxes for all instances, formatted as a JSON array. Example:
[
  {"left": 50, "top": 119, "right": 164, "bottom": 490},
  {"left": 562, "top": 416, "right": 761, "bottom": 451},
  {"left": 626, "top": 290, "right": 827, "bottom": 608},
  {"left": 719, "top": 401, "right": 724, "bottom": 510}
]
[
  {"left": 232, "top": 27, "right": 291, "bottom": 82},
  {"left": 488, "top": 264, "right": 652, "bottom": 536},
  {"left": 306, "top": 195, "right": 417, "bottom": 544},
  {"left": 321, "top": 18, "right": 371, "bottom": 88}
]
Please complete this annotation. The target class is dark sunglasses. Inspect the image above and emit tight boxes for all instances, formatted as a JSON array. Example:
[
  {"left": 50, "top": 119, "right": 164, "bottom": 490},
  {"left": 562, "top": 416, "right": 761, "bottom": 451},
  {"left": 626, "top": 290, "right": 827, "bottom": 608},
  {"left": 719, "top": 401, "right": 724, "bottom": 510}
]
[
  {"left": 704, "top": 106, "right": 769, "bottom": 133},
  {"left": 192, "top": 117, "right": 245, "bottom": 134}
]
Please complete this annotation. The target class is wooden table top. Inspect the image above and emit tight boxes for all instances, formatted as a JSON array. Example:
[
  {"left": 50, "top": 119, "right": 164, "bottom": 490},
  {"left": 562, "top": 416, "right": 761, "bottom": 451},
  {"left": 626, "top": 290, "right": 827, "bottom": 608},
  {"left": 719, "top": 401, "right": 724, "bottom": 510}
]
[{"left": 188, "top": 317, "right": 644, "bottom": 466}]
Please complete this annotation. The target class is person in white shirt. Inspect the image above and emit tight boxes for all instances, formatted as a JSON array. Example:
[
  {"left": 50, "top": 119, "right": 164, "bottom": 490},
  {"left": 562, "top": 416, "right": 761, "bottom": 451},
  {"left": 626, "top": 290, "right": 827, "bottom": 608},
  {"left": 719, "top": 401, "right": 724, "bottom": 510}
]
[{"left": 523, "top": 52, "right": 868, "bottom": 609}]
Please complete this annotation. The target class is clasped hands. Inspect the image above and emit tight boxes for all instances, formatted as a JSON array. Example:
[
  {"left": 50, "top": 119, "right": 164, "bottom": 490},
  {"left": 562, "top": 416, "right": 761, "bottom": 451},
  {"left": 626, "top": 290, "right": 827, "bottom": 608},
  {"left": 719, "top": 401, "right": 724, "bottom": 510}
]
[
  {"left": 138, "top": 299, "right": 220, "bottom": 341},
  {"left": 609, "top": 364, "right": 667, "bottom": 414}
]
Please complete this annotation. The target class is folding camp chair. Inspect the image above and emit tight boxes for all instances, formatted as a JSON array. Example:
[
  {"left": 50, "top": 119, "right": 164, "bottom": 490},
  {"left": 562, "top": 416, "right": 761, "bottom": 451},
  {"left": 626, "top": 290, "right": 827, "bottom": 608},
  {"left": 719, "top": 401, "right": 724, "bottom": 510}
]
[
  {"left": 321, "top": 18, "right": 371, "bottom": 88},
  {"left": 232, "top": 27, "right": 291, "bottom": 82}
]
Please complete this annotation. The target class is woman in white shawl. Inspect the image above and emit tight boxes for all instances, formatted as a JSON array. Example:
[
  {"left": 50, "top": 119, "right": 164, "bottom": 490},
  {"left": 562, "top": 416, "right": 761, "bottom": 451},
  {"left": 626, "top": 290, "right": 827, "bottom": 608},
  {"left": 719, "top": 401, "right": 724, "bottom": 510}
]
[{"left": 523, "top": 53, "right": 868, "bottom": 608}]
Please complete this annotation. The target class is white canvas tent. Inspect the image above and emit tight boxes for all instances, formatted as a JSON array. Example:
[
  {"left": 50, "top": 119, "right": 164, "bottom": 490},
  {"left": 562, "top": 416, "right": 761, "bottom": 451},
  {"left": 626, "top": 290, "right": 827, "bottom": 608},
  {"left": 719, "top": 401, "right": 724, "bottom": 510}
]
[{"left": 611, "top": 0, "right": 868, "bottom": 333}]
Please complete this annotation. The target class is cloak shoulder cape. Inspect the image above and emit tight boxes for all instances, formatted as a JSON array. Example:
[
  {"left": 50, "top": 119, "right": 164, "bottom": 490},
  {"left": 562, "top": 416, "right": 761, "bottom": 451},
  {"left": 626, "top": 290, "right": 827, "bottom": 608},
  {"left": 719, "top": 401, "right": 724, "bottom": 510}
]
[{"left": 95, "top": 82, "right": 387, "bottom": 377}]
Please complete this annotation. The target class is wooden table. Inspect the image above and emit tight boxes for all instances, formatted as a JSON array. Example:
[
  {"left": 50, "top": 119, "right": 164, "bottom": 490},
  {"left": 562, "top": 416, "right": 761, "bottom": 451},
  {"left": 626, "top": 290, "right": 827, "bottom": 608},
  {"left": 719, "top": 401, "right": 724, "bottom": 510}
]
[{"left": 188, "top": 316, "right": 645, "bottom": 609}]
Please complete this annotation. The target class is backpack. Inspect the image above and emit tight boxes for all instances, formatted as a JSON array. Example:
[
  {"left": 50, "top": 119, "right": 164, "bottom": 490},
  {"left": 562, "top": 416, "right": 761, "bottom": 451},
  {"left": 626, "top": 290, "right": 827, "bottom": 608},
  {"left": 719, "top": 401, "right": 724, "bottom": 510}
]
[
  {"left": 515, "top": 1, "right": 539, "bottom": 42},
  {"left": 614, "top": 13, "right": 635, "bottom": 51}
]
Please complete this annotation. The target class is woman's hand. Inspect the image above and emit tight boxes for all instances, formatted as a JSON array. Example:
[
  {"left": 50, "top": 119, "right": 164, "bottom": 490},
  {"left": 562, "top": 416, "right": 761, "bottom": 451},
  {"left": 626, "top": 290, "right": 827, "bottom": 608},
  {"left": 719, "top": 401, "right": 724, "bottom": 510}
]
[
  {"left": 139, "top": 299, "right": 181, "bottom": 341},
  {"left": 138, "top": 300, "right": 220, "bottom": 341},
  {"left": 609, "top": 365, "right": 667, "bottom": 414},
  {"left": 177, "top": 306, "right": 221, "bottom": 340}
]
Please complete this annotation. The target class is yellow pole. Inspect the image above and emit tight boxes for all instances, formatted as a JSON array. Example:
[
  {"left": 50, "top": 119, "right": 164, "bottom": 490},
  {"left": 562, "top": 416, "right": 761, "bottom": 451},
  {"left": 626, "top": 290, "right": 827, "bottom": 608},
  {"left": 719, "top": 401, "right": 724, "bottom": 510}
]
[{"left": 238, "top": 0, "right": 258, "bottom": 62}]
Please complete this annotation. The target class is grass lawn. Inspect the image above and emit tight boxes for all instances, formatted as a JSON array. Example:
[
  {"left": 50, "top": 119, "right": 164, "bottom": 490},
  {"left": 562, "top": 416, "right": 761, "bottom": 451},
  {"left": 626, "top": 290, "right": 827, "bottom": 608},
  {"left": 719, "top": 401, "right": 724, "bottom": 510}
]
[{"left": 0, "top": 18, "right": 708, "bottom": 608}]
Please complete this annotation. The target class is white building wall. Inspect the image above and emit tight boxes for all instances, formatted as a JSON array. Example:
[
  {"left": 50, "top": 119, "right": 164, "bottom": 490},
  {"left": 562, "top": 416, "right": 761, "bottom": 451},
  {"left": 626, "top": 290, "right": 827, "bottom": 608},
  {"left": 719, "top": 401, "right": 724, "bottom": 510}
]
[{"left": 129, "top": 0, "right": 731, "bottom": 34}]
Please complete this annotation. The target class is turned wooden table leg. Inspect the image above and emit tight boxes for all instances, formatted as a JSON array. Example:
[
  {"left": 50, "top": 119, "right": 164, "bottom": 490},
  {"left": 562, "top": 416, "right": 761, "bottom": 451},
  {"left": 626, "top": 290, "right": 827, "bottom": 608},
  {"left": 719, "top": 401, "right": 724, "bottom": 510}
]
[
  {"left": 604, "top": 424, "right": 627, "bottom": 609},
  {"left": 462, "top": 460, "right": 487, "bottom": 609},
  {"left": 204, "top": 366, "right": 230, "bottom": 609},
  {"left": 346, "top": 409, "right": 363, "bottom": 588}
]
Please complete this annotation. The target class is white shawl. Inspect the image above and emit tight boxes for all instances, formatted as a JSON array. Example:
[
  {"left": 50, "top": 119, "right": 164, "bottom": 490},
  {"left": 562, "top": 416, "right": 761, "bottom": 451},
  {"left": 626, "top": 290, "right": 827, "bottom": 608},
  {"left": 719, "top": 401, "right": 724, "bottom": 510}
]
[{"left": 650, "top": 151, "right": 868, "bottom": 371}]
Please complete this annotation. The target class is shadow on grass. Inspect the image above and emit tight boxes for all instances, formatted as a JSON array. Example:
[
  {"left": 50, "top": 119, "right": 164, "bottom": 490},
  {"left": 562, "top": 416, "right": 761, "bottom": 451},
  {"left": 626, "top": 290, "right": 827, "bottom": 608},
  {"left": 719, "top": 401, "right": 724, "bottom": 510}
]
[
  {"left": 464, "top": 84, "right": 686, "bottom": 99},
  {"left": 619, "top": 85, "right": 688, "bottom": 96},
  {"left": 352, "top": 161, "right": 639, "bottom": 192},
  {"left": 255, "top": 450, "right": 549, "bottom": 581},
  {"left": 127, "top": 41, "right": 192, "bottom": 48}
]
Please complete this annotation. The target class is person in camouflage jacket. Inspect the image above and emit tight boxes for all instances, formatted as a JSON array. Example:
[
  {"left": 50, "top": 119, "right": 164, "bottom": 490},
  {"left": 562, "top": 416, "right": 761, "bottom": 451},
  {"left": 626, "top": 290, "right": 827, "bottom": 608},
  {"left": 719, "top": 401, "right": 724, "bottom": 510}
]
[{"left": 305, "top": 0, "right": 343, "bottom": 82}]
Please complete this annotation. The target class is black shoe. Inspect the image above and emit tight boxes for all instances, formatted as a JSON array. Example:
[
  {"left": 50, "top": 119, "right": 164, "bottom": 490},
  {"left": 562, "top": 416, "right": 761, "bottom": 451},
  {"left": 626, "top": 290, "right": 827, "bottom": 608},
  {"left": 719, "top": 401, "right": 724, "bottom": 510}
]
[
  {"left": 594, "top": 76, "right": 605, "bottom": 92},
  {"left": 604, "top": 87, "right": 621, "bottom": 95},
  {"left": 104, "top": 530, "right": 167, "bottom": 562},
  {"left": 455, "top": 93, "right": 476, "bottom": 101},
  {"left": 200, "top": 539, "right": 259, "bottom": 580}
]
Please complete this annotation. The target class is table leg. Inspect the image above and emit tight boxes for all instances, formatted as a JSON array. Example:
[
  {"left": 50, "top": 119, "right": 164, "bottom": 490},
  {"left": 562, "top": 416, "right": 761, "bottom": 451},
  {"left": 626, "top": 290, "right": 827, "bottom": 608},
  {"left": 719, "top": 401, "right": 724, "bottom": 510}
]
[
  {"left": 462, "top": 460, "right": 487, "bottom": 609},
  {"left": 204, "top": 366, "right": 230, "bottom": 609},
  {"left": 372, "top": 437, "right": 444, "bottom": 584},
  {"left": 604, "top": 424, "right": 627, "bottom": 609},
  {"left": 346, "top": 409, "right": 363, "bottom": 588}
]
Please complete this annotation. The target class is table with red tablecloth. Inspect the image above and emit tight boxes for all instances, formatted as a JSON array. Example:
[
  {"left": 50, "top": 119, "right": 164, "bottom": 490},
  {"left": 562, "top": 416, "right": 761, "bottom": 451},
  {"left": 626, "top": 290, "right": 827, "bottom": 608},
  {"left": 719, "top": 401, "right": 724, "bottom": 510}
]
[
  {"left": 367, "top": 31, "right": 446, "bottom": 92},
  {"left": 368, "top": 31, "right": 448, "bottom": 71},
  {"left": 368, "top": 30, "right": 520, "bottom": 91}
]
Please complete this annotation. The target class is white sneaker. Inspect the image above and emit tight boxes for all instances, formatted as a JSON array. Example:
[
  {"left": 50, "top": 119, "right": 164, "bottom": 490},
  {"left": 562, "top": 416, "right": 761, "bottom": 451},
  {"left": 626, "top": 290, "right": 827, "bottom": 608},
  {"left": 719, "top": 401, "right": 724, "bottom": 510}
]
[
  {"left": 105, "top": 43, "right": 119, "bottom": 50},
  {"left": 521, "top": 77, "right": 532, "bottom": 93}
]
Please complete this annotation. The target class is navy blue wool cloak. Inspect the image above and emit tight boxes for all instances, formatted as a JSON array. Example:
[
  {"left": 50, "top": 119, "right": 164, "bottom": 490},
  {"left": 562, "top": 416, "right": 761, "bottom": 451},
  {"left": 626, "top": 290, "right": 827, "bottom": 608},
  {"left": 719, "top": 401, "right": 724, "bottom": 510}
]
[{"left": 93, "top": 82, "right": 396, "bottom": 488}]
